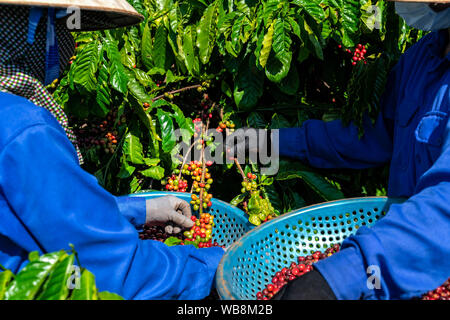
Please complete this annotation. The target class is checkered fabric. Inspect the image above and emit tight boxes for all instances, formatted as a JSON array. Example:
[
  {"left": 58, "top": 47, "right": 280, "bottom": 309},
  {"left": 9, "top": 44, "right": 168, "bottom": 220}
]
[{"left": 0, "top": 6, "right": 83, "bottom": 164}]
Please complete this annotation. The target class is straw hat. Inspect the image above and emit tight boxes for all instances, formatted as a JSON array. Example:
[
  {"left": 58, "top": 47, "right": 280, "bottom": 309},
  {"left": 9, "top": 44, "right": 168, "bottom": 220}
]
[{"left": 0, "top": 0, "right": 144, "bottom": 30}]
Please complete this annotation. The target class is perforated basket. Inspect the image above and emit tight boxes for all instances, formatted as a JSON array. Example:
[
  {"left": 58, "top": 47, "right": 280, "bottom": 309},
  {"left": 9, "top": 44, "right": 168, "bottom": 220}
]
[
  {"left": 130, "top": 191, "right": 254, "bottom": 247},
  {"left": 215, "top": 196, "right": 405, "bottom": 300}
]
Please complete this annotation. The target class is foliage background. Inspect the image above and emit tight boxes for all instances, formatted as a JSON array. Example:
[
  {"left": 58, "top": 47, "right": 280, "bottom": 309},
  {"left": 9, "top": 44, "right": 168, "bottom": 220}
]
[{"left": 54, "top": 0, "right": 424, "bottom": 214}]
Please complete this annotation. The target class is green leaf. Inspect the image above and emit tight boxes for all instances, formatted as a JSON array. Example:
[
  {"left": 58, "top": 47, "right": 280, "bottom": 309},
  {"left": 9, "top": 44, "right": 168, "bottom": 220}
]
[
  {"left": 5, "top": 251, "right": 65, "bottom": 300},
  {"left": 98, "top": 291, "right": 124, "bottom": 300},
  {"left": 164, "top": 237, "right": 183, "bottom": 246},
  {"left": 120, "top": 38, "right": 136, "bottom": 69},
  {"left": 157, "top": 109, "right": 176, "bottom": 153},
  {"left": 265, "top": 18, "right": 293, "bottom": 82},
  {"left": 105, "top": 38, "right": 129, "bottom": 94},
  {"left": 184, "top": 241, "right": 199, "bottom": 248},
  {"left": 128, "top": 78, "right": 153, "bottom": 105},
  {"left": 340, "top": 0, "right": 360, "bottom": 47},
  {"left": 70, "top": 269, "right": 98, "bottom": 300},
  {"left": 141, "top": 21, "right": 153, "bottom": 70},
  {"left": 169, "top": 103, "right": 194, "bottom": 144},
  {"left": 134, "top": 69, "right": 156, "bottom": 88},
  {"left": 123, "top": 132, "right": 145, "bottom": 165},
  {"left": 292, "top": 0, "right": 326, "bottom": 23},
  {"left": 283, "top": 188, "right": 307, "bottom": 211},
  {"left": 197, "top": 2, "right": 218, "bottom": 64},
  {"left": 247, "top": 112, "right": 267, "bottom": 128},
  {"left": 144, "top": 158, "right": 161, "bottom": 166},
  {"left": 37, "top": 254, "right": 75, "bottom": 300},
  {"left": 234, "top": 57, "right": 264, "bottom": 111},
  {"left": 270, "top": 113, "right": 291, "bottom": 129},
  {"left": 182, "top": 25, "right": 200, "bottom": 76},
  {"left": 230, "top": 193, "right": 247, "bottom": 207},
  {"left": 302, "top": 18, "right": 323, "bottom": 60},
  {"left": 117, "top": 159, "right": 136, "bottom": 179},
  {"left": 94, "top": 63, "right": 111, "bottom": 117},
  {"left": 277, "top": 64, "right": 299, "bottom": 95},
  {"left": 153, "top": 23, "right": 170, "bottom": 70},
  {"left": 276, "top": 160, "right": 345, "bottom": 201},
  {"left": 259, "top": 21, "right": 275, "bottom": 68},
  {"left": 247, "top": 193, "right": 262, "bottom": 216},
  {"left": 0, "top": 270, "right": 14, "bottom": 300},
  {"left": 140, "top": 166, "right": 165, "bottom": 180},
  {"left": 71, "top": 41, "right": 100, "bottom": 93}
]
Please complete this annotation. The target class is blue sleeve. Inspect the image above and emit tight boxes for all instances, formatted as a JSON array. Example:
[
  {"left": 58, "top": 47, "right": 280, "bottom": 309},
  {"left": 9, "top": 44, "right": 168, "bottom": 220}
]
[
  {"left": 315, "top": 134, "right": 450, "bottom": 299},
  {"left": 279, "top": 61, "right": 401, "bottom": 169},
  {"left": 114, "top": 196, "right": 146, "bottom": 229},
  {"left": 0, "top": 122, "right": 224, "bottom": 300}
]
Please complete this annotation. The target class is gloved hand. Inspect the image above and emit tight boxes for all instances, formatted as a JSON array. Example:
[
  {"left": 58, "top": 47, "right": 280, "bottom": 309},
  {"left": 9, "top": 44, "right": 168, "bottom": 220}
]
[
  {"left": 272, "top": 269, "right": 337, "bottom": 300},
  {"left": 225, "top": 127, "right": 267, "bottom": 160},
  {"left": 145, "top": 196, "right": 194, "bottom": 234}
]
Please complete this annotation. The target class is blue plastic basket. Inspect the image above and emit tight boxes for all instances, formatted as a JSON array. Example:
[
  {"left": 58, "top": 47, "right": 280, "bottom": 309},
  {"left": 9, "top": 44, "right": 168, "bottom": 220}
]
[
  {"left": 215, "top": 196, "right": 405, "bottom": 300},
  {"left": 130, "top": 191, "right": 254, "bottom": 247}
]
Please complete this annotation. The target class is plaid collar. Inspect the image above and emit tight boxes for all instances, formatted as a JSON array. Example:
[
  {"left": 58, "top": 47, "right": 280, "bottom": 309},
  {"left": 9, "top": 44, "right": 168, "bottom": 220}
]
[{"left": 0, "top": 66, "right": 83, "bottom": 164}]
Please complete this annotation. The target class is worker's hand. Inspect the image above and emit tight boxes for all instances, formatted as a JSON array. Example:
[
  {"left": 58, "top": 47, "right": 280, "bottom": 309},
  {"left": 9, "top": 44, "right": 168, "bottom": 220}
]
[
  {"left": 225, "top": 127, "right": 266, "bottom": 160},
  {"left": 145, "top": 196, "right": 194, "bottom": 234},
  {"left": 271, "top": 269, "right": 337, "bottom": 300}
]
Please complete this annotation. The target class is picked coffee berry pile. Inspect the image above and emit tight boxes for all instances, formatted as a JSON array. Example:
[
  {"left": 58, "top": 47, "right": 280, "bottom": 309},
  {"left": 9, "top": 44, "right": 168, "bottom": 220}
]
[
  {"left": 256, "top": 243, "right": 450, "bottom": 300},
  {"left": 139, "top": 224, "right": 183, "bottom": 242},
  {"left": 421, "top": 278, "right": 450, "bottom": 300},
  {"left": 256, "top": 244, "right": 341, "bottom": 300},
  {"left": 139, "top": 216, "right": 223, "bottom": 249}
]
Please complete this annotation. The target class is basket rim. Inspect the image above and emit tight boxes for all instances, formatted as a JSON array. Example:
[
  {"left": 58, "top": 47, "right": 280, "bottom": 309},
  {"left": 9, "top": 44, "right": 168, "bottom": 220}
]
[{"left": 215, "top": 196, "right": 406, "bottom": 300}]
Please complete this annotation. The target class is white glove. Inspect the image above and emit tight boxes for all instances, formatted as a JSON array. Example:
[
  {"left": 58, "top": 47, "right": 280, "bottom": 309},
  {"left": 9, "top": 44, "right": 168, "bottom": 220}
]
[{"left": 145, "top": 196, "right": 194, "bottom": 234}]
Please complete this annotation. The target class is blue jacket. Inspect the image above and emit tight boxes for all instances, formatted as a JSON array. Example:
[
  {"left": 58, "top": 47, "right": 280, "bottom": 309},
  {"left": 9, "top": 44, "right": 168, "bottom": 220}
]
[
  {"left": 279, "top": 30, "right": 450, "bottom": 299},
  {"left": 0, "top": 91, "right": 224, "bottom": 300}
]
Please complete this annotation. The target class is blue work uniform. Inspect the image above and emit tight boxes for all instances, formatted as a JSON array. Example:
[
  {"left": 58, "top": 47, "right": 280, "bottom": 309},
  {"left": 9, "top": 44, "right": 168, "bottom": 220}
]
[
  {"left": 279, "top": 30, "right": 450, "bottom": 299},
  {"left": 0, "top": 91, "right": 224, "bottom": 300}
]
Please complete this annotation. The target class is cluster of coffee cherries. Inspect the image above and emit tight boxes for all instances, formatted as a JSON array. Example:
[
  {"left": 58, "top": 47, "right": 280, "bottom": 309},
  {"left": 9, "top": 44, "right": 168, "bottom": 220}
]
[
  {"left": 161, "top": 173, "right": 189, "bottom": 192},
  {"left": 197, "top": 81, "right": 211, "bottom": 93},
  {"left": 190, "top": 192, "right": 213, "bottom": 212},
  {"left": 183, "top": 214, "right": 218, "bottom": 248},
  {"left": 195, "top": 93, "right": 214, "bottom": 122},
  {"left": 139, "top": 223, "right": 223, "bottom": 249},
  {"left": 71, "top": 111, "right": 122, "bottom": 154},
  {"left": 241, "top": 172, "right": 258, "bottom": 193},
  {"left": 155, "top": 79, "right": 165, "bottom": 87},
  {"left": 216, "top": 120, "right": 236, "bottom": 134},
  {"left": 192, "top": 119, "right": 214, "bottom": 150},
  {"left": 185, "top": 160, "right": 214, "bottom": 210},
  {"left": 339, "top": 43, "right": 367, "bottom": 66},
  {"left": 256, "top": 244, "right": 341, "bottom": 300},
  {"left": 421, "top": 278, "right": 450, "bottom": 300}
]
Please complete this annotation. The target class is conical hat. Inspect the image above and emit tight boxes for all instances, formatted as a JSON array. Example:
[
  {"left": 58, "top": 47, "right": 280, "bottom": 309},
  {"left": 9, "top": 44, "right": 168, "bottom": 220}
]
[{"left": 0, "top": 0, "right": 144, "bottom": 30}]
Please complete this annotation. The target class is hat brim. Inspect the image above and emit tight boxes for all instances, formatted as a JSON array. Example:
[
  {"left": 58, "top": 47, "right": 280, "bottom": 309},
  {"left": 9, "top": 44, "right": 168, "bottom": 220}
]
[{"left": 0, "top": 0, "right": 144, "bottom": 30}]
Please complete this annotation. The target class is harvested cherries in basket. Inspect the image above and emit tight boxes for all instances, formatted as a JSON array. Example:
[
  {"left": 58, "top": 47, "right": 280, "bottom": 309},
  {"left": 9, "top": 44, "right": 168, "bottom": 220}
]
[
  {"left": 139, "top": 215, "right": 223, "bottom": 249},
  {"left": 256, "top": 243, "right": 450, "bottom": 300},
  {"left": 256, "top": 244, "right": 341, "bottom": 300}
]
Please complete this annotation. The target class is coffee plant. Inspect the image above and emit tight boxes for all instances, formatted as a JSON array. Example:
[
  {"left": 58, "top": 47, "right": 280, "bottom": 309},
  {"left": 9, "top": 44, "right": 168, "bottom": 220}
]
[
  {"left": 53, "top": 0, "right": 425, "bottom": 218},
  {"left": 0, "top": 249, "right": 123, "bottom": 300}
]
